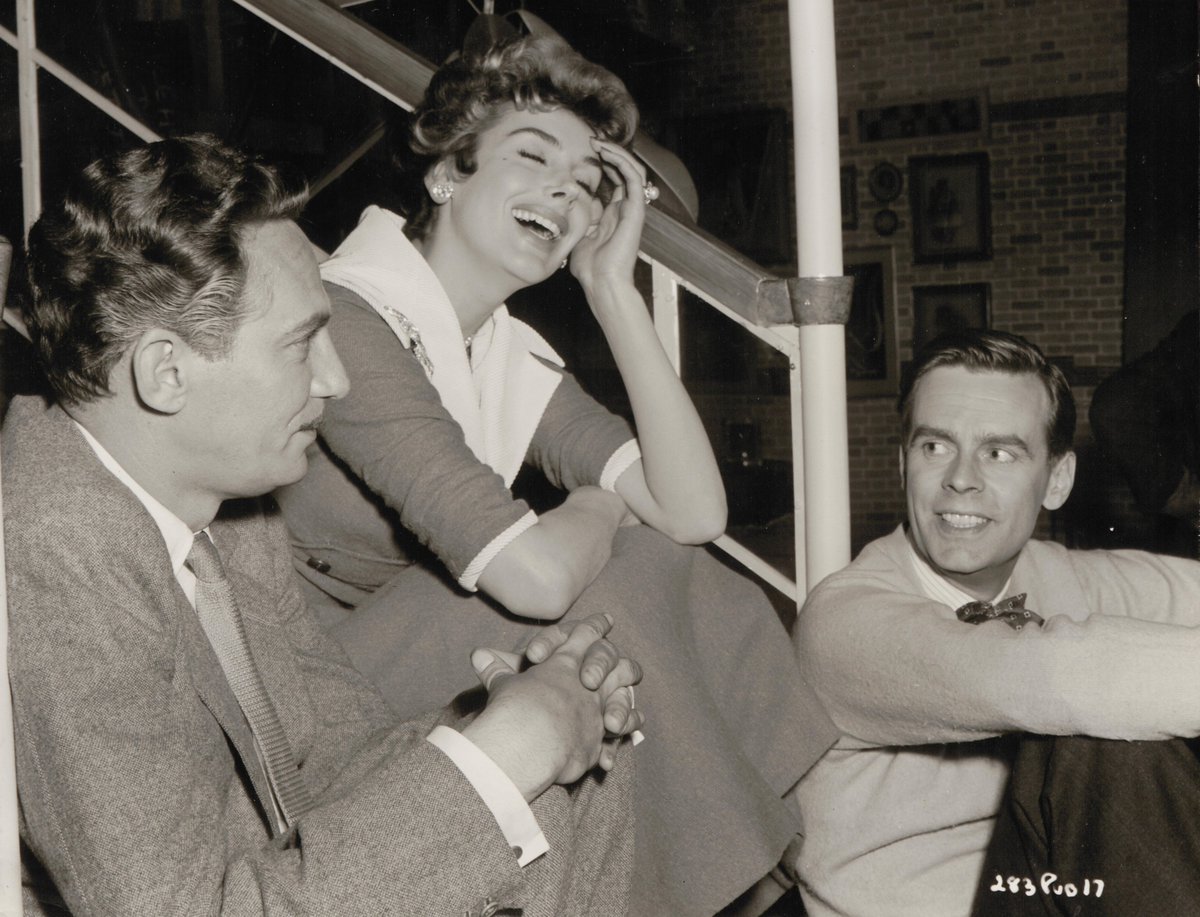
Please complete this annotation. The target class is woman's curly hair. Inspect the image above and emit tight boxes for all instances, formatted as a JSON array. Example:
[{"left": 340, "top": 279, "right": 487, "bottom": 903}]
[{"left": 392, "top": 35, "right": 639, "bottom": 241}]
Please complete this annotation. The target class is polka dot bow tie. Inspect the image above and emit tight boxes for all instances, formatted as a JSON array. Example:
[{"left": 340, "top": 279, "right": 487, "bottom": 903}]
[{"left": 955, "top": 593, "right": 1044, "bottom": 631}]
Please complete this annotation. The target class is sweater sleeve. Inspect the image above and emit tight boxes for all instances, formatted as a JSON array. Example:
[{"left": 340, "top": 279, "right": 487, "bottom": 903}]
[
  {"left": 797, "top": 534, "right": 1200, "bottom": 748},
  {"left": 316, "top": 283, "right": 532, "bottom": 582},
  {"left": 1056, "top": 541, "right": 1200, "bottom": 627}
]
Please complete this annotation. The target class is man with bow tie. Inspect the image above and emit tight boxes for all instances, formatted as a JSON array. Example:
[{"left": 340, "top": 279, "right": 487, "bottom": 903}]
[
  {"left": 3, "top": 133, "right": 642, "bottom": 917},
  {"left": 789, "top": 329, "right": 1200, "bottom": 916}
]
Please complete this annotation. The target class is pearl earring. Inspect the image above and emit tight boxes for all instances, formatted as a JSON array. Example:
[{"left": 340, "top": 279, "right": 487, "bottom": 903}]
[
  {"left": 431, "top": 182, "right": 454, "bottom": 203},
  {"left": 560, "top": 258, "right": 568, "bottom": 270}
]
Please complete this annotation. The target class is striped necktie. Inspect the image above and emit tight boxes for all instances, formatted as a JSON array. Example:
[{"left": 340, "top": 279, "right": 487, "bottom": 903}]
[{"left": 187, "top": 531, "right": 314, "bottom": 829}]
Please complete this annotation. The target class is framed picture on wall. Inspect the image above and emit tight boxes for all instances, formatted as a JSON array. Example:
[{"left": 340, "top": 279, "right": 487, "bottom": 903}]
[
  {"left": 908, "top": 152, "right": 992, "bottom": 263},
  {"left": 912, "top": 282, "right": 991, "bottom": 353},
  {"left": 844, "top": 246, "right": 899, "bottom": 397}
]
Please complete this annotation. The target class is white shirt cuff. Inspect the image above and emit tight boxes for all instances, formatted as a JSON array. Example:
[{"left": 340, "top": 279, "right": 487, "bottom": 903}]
[
  {"left": 599, "top": 439, "right": 642, "bottom": 492},
  {"left": 426, "top": 725, "right": 548, "bottom": 867},
  {"left": 458, "top": 510, "right": 539, "bottom": 592}
]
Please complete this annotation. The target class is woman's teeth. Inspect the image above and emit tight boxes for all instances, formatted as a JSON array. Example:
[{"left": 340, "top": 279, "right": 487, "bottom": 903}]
[{"left": 512, "top": 209, "right": 562, "bottom": 241}]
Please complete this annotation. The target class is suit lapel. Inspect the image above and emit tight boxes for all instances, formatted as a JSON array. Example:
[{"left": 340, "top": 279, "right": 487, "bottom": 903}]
[
  {"left": 14, "top": 402, "right": 287, "bottom": 835},
  {"left": 175, "top": 583, "right": 285, "bottom": 835},
  {"left": 204, "top": 513, "right": 317, "bottom": 836},
  {"left": 211, "top": 509, "right": 317, "bottom": 764}
]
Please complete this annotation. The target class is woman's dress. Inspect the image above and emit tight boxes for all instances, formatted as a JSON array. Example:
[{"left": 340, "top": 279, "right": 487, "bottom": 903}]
[{"left": 275, "top": 208, "right": 837, "bottom": 916}]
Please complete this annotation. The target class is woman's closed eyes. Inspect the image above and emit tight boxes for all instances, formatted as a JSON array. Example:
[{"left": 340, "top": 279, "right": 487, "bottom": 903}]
[{"left": 518, "top": 148, "right": 601, "bottom": 197}]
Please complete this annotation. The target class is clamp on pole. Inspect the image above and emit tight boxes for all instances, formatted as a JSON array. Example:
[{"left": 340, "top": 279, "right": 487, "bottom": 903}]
[{"left": 786, "top": 275, "right": 854, "bottom": 326}]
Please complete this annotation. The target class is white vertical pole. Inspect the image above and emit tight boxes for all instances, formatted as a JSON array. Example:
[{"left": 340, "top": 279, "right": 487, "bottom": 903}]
[
  {"left": 0, "top": 239, "right": 24, "bottom": 916},
  {"left": 787, "top": 0, "right": 851, "bottom": 592},
  {"left": 650, "top": 262, "right": 682, "bottom": 371},
  {"left": 784, "top": 326, "right": 808, "bottom": 598},
  {"left": 17, "top": 0, "right": 42, "bottom": 240}
]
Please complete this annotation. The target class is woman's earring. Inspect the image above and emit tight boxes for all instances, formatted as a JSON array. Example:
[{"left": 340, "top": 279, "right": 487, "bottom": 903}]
[
  {"left": 430, "top": 182, "right": 454, "bottom": 203},
  {"left": 560, "top": 258, "right": 568, "bottom": 270}
]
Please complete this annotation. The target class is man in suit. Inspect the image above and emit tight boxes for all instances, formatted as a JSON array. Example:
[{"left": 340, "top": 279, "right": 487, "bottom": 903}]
[
  {"left": 3, "top": 133, "right": 642, "bottom": 916},
  {"left": 790, "top": 329, "right": 1200, "bottom": 916}
]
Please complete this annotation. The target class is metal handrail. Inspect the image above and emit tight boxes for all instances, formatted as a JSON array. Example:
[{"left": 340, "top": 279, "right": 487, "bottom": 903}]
[
  {"left": 2, "top": 0, "right": 817, "bottom": 590},
  {"left": 227, "top": 0, "right": 832, "bottom": 597},
  {"left": 230, "top": 0, "right": 794, "bottom": 332},
  {"left": 1, "top": 3, "right": 852, "bottom": 908}
]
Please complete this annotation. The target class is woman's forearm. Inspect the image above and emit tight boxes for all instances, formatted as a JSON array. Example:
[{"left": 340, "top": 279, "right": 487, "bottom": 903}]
[
  {"left": 587, "top": 277, "right": 727, "bottom": 543},
  {"left": 475, "top": 486, "right": 627, "bottom": 620}
]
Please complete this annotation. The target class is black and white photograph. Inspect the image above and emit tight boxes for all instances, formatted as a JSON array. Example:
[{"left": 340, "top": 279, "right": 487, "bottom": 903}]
[{"left": 1, "top": 1, "right": 1196, "bottom": 915}]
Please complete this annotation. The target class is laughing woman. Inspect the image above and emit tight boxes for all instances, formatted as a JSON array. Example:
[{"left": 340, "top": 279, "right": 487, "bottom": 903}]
[{"left": 275, "top": 35, "right": 835, "bottom": 916}]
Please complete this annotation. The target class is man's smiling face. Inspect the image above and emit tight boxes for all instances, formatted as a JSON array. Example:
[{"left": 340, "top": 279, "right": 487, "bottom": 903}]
[{"left": 901, "top": 365, "right": 1075, "bottom": 600}]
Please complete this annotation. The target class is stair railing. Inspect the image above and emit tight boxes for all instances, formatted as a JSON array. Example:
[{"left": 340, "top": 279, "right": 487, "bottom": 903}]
[{"left": 0, "top": 4, "right": 852, "bottom": 906}]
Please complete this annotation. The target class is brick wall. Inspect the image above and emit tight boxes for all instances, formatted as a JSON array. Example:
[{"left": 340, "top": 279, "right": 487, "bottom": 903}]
[{"left": 674, "top": 0, "right": 1129, "bottom": 555}]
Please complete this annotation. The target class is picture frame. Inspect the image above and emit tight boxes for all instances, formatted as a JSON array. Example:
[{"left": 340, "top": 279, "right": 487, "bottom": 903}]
[
  {"left": 840, "top": 165, "right": 858, "bottom": 230},
  {"left": 856, "top": 93, "right": 990, "bottom": 146},
  {"left": 908, "top": 152, "right": 992, "bottom": 263},
  {"left": 867, "top": 161, "right": 903, "bottom": 203},
  {"left": 911, "top": 282, "right": 991, "bottom": 354},
  {"left": 843, "top": 246, "right": 899, "bottom": 397}
]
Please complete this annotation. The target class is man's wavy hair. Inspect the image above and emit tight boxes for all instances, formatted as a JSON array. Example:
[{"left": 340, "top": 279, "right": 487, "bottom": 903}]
[
  {"left": 898, "top": 328, "right": 1077, "bottom": 460},
  {"left": 392, "top": 35, "right": 639, "bottom": 241},
  {"left": 26, "top": 133, "right": 307, "bottom": 404}
]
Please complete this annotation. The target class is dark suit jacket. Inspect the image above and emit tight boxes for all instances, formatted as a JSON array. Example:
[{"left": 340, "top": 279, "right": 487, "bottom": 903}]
[{"left": 2, "top": 396, "right": 632, "bottom": 916}]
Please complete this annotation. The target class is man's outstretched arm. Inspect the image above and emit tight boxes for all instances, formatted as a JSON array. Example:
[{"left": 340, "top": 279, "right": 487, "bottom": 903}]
[{"left": 797, "top": 548, "right": 1200, "bottom": 748}]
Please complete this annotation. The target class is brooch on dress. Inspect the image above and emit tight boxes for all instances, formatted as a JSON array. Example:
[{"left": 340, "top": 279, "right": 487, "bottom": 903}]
[{"left": 380, "top": 305, "right": 434, "bottom": 376}]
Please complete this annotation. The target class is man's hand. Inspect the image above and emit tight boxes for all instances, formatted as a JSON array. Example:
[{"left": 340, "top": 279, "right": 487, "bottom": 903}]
[
  {"left": 460, "top": 614, "right": 644, "bottom": 802},
  {"left": 523, "top": 615, "right": 643, "bottom": 740}
]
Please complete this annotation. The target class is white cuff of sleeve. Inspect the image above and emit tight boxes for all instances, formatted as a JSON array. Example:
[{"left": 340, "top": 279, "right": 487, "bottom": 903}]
[
  {"left": 599, "top": 439, "right": 642, "bottom": 492},
  {"left": 458, "top": 510, "right": 539, "bottom": 591},
  {"left": 426, "top": 725, "right": 548, "bottom": 867}
]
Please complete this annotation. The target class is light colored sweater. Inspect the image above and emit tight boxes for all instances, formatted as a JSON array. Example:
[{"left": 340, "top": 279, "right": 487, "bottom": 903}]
[{"left": 794, "top": 525, "right": 1200, "bottom": 916}]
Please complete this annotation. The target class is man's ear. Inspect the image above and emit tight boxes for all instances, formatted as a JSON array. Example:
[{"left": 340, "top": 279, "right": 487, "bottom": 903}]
[
  {"left": 131, "top": 329, "right": 188, "bottom": 414},
  {"left": 1042, "top": 450, "right": 1077, "bottom": 511}
]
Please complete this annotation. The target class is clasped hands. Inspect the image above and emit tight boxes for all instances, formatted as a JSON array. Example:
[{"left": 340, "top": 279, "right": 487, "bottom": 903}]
[{"left": 461, "top": 613, "right": 643, "bottom": 803}]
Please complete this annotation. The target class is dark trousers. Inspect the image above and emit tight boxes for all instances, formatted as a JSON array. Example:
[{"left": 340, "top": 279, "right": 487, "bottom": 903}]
[{"left": 973, "top": 735, "right": 1200, "bottom": 916}]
